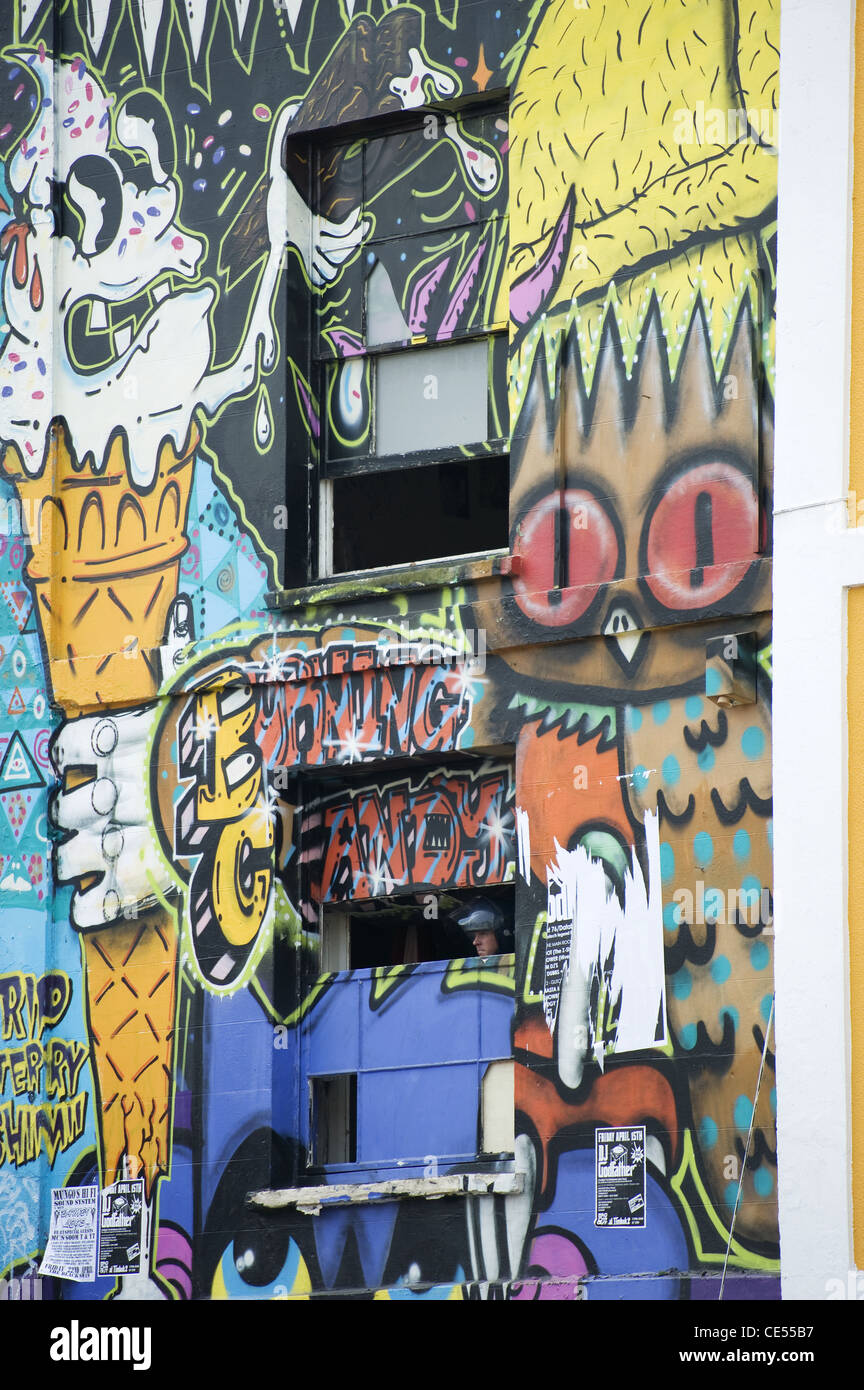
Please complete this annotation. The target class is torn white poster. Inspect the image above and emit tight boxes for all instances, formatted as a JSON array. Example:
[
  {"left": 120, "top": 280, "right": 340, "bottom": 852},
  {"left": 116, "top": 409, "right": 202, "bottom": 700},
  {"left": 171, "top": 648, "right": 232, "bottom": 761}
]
[
  {"left": 545, "top": 810, "right": 667, "bottom": 1079},
  {"left": 515, "top": 805, "right": 531, "bottom": 883},
  {"left": 39, "top": 1186, "right": 98, "bottom": 1282}
]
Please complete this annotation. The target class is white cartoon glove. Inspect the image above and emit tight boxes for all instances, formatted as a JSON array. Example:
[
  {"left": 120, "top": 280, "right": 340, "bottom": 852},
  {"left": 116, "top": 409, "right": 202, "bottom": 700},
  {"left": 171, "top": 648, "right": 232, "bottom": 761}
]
[
  {"left": 270, "top": 103, "right": 370, "bottom": 290},
  {"left": 51, "top": 706, "right": 173, "bottom": 929}
]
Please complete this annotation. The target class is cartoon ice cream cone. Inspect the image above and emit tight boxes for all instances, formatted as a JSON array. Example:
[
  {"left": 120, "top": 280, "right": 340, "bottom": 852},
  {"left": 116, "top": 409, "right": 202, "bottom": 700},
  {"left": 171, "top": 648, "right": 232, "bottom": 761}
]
[
  {"left": 2, "top": 421, "right": 197, "bottom": 711},
  {"left": 0, "top": 45, "right": 358, "bottom": 1240},
  {"left": 1, "top": 420, "right": 198, "bottom": 1196}
]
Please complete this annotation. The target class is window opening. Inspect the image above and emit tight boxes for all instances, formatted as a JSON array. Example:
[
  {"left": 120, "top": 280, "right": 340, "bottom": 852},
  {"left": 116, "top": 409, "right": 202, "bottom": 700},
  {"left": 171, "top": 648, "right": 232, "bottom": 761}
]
[
  {"left": 310, "top": 100, "right": 510, "bottom": 577},
  {"left": 310, "top": 1073, "right": 357, "bottom": 1166},
  {"left": 481, "top": 1060, "right": 515, "bottom": 1156},
  {"left": 321, "top": 884, "right": 515, "bottom": 971}
]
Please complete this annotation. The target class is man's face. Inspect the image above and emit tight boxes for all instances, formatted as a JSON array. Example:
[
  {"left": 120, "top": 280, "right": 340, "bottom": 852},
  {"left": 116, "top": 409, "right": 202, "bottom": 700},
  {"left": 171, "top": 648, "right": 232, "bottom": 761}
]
[{"left": 472, "top": 928, "right": 498, "bottom": 958}]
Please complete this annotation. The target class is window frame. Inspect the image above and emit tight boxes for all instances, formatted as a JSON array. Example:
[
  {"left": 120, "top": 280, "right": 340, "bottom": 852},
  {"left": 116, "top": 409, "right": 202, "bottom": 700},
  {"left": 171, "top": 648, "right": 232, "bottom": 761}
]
[
  {"left": 301, "top": 99, "right": 510, "bottom": 580},
  {"left": 300, "top": 764, "right": 517, "bottom": 1180}
]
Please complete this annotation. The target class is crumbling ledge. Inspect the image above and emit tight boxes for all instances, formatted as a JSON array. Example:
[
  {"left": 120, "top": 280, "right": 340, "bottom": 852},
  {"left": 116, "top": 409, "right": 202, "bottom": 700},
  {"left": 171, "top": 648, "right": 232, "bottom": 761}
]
[{"left": 248, "top": 1172, "right": 523, "bottom": 1216}]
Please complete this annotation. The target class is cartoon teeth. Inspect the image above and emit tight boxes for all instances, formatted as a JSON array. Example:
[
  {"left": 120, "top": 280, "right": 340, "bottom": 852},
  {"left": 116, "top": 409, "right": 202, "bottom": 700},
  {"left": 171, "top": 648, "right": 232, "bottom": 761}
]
[{"left": 65, "top": 275, "right": 188, "bottom": 379}]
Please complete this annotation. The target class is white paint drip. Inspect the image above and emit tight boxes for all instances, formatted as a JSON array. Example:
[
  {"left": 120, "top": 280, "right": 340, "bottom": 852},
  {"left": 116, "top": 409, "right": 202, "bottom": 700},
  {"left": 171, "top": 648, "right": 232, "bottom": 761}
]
[
  {"left": 232, "top": 0, "right": 252, "bottom": 38},
  {"left": 443, "top": 115, "right": 500, "bottom": 195},
  {"left": 84, "top": 0, "right": 114, "bottom": 53},
  {"left": 390, "top": 48, "right": 457, "bottom": 109},
  {"left": 255, "top": 385, "right": 272, "bottom": 448},
  {"left": 134, "top": 0, "right": 165, "bottom": 75},
  {"left": 182, "top": 0, "right": 210, "bottom": 61},
  {"left": 19, "top": 0, "right": 49, "bottom": 37}
]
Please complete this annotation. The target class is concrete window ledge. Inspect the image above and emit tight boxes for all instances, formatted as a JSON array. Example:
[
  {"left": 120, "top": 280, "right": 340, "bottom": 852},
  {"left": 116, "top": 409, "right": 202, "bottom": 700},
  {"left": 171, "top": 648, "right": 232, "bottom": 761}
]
[{"left": 248, "top": 1172, "right": 523, "bottom": 1216}]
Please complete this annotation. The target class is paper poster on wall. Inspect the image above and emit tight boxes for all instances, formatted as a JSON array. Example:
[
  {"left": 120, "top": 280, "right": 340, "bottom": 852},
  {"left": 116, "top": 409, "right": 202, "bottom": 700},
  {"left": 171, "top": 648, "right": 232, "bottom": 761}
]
[
  {"left": 543, "top": 875, "right": 573, "bottom": 1029},
  {"left": 39, "top": 1186, "right": 98, "bottom": 1281},
  {"left": 544, "top": 811, "right": 668, "bottom": 1056},
  {"left": 595, "top": 1126, "right": 646, "bottom": 1228},
  {"left": 98, "top": 1180, "right": 145, "bottom": 1277}
]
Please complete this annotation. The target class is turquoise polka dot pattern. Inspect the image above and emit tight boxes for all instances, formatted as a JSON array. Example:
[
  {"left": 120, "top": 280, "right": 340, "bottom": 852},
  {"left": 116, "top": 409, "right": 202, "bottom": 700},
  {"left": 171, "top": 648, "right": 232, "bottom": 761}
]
[
  {"left": 660, "top": 842, "right": 675, "bottom": 883},
  {"left": 663, "top": 901, "right": 681, "bottom": 930},
  {"left": 719, "top": 1005, "right": 739, "bottom": 1030},
  {"left": 652, "top": 700, "right": 670, "bottom": 725},
  {"left": 766, "top": 819, "right": 773, "bottom": 849},
  {"left": 753, "top": 1168, "right": 774, "bottom": 1197},
  {"left": 770, "top": 1087, "right": 777, "bottom": 1115},
  {"left": 672, "top": 967, "right": 692, "bottom": 1000},
  {"left": 734, "top": 1094, "right": 754, "bottom": 1130},
  {"left": 706, "top": 666, "right": 722, "bottom": 696},
  {"left": 685, "top": 696, "right": 703, "bottom": 720},
  {"left": 699, "top": 1116, "right": 718, "bottom": 1149},
  {"left": 697, "top": 745, "right": 715, "bottom": 773},
  {"left": 711, "top": 955, "right": 731, "bottom": 984},
  {"left": 626, "top": 705, "right": 642, "bottom": 731},
  {"left": 739, "top": 876, "right": 762, "bottom": 921},
  {"left": 741, "top": 725, "right": 765, "bottom": 759},
  {"left": 760, "top": 994, "right": 773, "bottom": 1024},
  {"left": 733, "top": 829, "right": 751, "bottom": 861},
  {"left": 693, "top": 830, "right": 714, "bottom": 866},
  {"left": 632, "top": 764, "right": 649, "bottom": 792},
  {"left": 662, "top": 755, "right": 680, "bottom": 786},
  {"left": 750, "top": 941, "right": 770, "bottom": 971},
  {"left": 723, "top": 1182, "right": 739, "bottom": 1208},
  {"left": 678, "top": 1022, "right": 697, "bottom": 1050}
]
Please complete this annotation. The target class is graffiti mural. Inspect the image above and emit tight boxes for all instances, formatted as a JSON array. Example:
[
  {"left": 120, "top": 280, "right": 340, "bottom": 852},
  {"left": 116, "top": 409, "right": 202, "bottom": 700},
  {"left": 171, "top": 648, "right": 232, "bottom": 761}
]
[
  {"left": 0, "top": 0, "right": 778, "bottom": 1301},
  {"left": 307, "top": 761, "right": 514, "bottom": 904}
]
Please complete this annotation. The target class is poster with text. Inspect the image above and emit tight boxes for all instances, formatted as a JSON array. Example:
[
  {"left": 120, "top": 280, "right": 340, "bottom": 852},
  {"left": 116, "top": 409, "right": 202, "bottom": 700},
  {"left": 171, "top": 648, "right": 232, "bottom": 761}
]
[
  {"left": 39, "top": 1186, "right": 98, "bottom": 1281},
  {"left": 98, "top": 1179, "right": 144, "bottom": 1277},
  {"left": 595, "top": 1126, "right": 646, "bottom": 1227}
]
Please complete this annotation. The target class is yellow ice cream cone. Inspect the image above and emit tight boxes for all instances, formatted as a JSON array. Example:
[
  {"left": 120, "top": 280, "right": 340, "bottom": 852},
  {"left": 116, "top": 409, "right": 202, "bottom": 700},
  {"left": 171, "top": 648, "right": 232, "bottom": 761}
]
[
  {"left": 2, "top": 420, "right": 198, "bottom": 1196},
  {"left": 1, "top": 419, "right": 198, "bottom": 712}
]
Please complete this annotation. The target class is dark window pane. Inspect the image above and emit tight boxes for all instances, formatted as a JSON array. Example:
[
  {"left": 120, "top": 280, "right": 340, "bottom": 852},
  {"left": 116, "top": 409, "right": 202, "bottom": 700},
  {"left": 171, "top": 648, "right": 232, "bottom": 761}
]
[{"left": 331, "top": 456, "right": 508, "bottom": 571}]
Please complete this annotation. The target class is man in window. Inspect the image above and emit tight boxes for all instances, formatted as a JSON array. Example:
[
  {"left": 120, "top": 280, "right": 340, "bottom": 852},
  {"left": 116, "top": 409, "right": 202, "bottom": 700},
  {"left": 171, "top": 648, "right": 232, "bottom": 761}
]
[{"left": 454, "top": 898, "right": 511, "bottom": 959}]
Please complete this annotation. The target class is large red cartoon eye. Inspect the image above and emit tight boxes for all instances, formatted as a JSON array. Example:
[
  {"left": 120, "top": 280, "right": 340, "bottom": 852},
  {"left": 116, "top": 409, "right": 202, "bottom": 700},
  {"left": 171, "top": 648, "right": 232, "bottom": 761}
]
[
  {"left": 643, "top": 462, "right": 758, "bottom": 612},
  {"left": 513, "top": 488, "right": 619, "bottom": 626}
]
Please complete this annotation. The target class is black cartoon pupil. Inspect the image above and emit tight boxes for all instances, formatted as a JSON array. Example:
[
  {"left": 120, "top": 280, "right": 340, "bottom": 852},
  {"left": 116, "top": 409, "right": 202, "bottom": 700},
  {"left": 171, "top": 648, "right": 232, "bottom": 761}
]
[
  {"left": 66, "top": 155, "right": 122, "bottom": 255},
  {"left": 691, "top": 489, "right": 714, "bottom": 587}
]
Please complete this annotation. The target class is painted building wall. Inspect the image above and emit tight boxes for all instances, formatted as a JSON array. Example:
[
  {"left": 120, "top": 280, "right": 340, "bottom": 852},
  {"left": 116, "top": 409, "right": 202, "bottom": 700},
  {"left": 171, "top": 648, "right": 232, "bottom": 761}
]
[{"left": 0, "top": 0, "right": 779, "bottom": 1301}]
